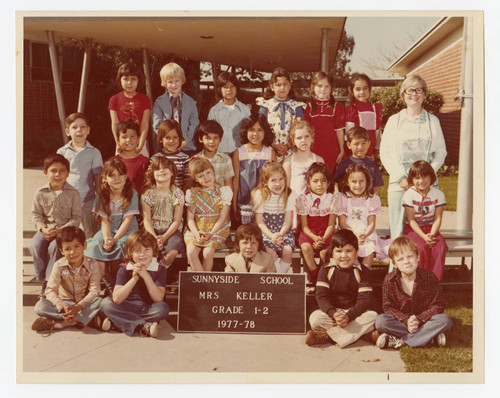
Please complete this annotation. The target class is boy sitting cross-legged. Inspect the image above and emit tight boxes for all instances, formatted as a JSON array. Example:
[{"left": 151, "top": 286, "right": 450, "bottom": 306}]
[
  {"left": 32, "top": 226, "right": 102, "bottom": 334},
  {"left": 306, "top": 229, "right": 379, "bottom": 348},
  {"left": 375, "top": 236, "right": 452, "bottom": 349}
]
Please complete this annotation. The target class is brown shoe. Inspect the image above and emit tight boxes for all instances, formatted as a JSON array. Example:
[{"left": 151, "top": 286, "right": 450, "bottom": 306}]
[
  {"left": 362, "top": 329, "right": 380, "bottom": 344},
  {"left": 305, "top": 330, "right": 331, "bottom": 346}
]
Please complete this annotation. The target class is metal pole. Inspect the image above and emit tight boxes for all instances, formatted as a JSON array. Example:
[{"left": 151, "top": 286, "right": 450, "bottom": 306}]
[
  {"left": 456, "top": 17, "right": 473, "bottom": 230},
  {"left": 320, "top": 28, "right": 329, "bottom": 73},
  {"left": 142, "top": 47, "right": 153, "bottom": 102},
  {"left": 77, "top": 38, "right": 92, "bottom": 113},
  {"left": 47, "top": 30, "right": 68, "bottom": 144}
]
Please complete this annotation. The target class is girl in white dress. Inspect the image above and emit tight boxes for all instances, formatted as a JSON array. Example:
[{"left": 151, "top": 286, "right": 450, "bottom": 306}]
[{"left": 337, "top": 163, "right": 391, "bottom": 268}]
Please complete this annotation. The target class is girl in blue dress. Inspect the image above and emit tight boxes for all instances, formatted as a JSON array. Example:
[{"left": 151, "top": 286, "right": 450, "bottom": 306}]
[{"left": 85, "top": 158, "right": 140, "bottom": 278}]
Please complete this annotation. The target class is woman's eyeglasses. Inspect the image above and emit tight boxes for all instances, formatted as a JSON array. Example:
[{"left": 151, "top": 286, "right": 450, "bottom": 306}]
[{"left": 404, "top": 88, "right": 424, "bottom": 95}]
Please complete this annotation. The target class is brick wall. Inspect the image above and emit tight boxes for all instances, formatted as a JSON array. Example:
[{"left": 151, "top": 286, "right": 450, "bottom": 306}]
[{"left": 411, "top": 39, "right": 463, "bottom": 164}]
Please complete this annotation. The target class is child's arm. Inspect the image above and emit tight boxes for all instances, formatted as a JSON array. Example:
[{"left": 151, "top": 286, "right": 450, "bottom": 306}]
[
  {"left": 404, "top": 206, "right": 434, "bottom": 245},
  {"left": 338, "top": 214, "right": 351, "bottom": 231},
  {"left": 335, "top": 129, "right": 345, "bottom": 164},
  {"left": 282, "top": 157, "right": 292, "bottom": 187},
  {"left": 344, "top": 267, "right": 374, "bottom": 324},
  {"left": 58, "top": 191, "right": 82, "bottom": 230},
  {"left": 159, "top": 204, "right": 183, "bottom": 245},
  {"left": 137, "top": 109, "right": 151, "bottom": 152},
  {"left": 364, "top": 214, "right": 376, "bottom": 237},
  {"left": 430, "top": 206, "right": 444, "bottom": 237},
  {"left": 278, "top": 210, "right": 293, "bottom": 237},
  {"left": 186, "top": 208, "right": 201, "bottom": 243},
  {"left": 231, "top": 150, "right": 240, "bottom": 221},
  {"left": 44, "top": 261, "right": 65, "bottom": 312},
  {"left": 135, "top": 266, "right": 166, "bottom": 303},
  {"left": 207, "top": 204, "right": 230, "bottom": 238},
  {"left": 93, "top": 173, "right": 102, "bottom": 195},
  {"left": 372, "top": 186, "right": 381, "bottom": 196},
  {"left": 112, "top": 215, "right": 135, "bottom": 242},
  {"left": 300, "top": 214, "right": 319, "bottom": 241},
  {"left": 414, "top": 274, "right": 446, "bottom": 324},
  {"left": 381, "top": 277, "right": 411, "bottom": 323},
  {"left": 112, "top": 279, "right": 138, "bottom": 305},
  {"left": 270, "top": 149, "right": 277, "bottom": 162},
  {"left": 109, "top": 110, "right": 120, "bottom": 147},
  {"left": 141, "top": 201, "right": 157, "bottom": 238},
  {"left": 255, "top": 212, "right": 276, "bottom": 241},
  {"left": 321, "top": 213, "right": 336, "bottom": 241},
  {"left": 224, "top": 177, "right": 233, "bottom": 189}
]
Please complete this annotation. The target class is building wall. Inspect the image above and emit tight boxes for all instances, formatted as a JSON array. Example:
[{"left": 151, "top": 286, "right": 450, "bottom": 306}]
[{"left": 410, "top": 39, "right": 463, "bottom": 165}]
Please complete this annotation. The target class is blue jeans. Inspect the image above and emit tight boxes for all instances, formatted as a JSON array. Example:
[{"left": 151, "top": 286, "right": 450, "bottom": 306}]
[
  {"left": 100, "top": 297, "right": 169, "bottom": 336},
  {"left": 34, "top": 297, "right": 102, "bottom": 326},
  {"left": 376, "top": 313, "right": 452, "bottom": 347},
  {"left": 29, "top": 231, "right": 62, "bottom": 281}
]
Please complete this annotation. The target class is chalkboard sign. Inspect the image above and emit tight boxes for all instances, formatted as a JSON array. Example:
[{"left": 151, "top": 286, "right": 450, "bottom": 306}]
[{"left": 177, "top": 272, "right": 306, "bottom": 334}]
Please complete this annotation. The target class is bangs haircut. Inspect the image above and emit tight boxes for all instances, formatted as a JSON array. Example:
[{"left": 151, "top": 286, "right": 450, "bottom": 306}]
[
  {"left": 116, "top": 119, "right": 140, "bottom": 137},
  {"left": 388, "top": 236, "right": 419, "bottom": 262},
  {"left": 305, "top": 162, "right": 331, "bottom": 184},
  {"left": 143, "top": 155, "right": 178, "bottom": 193},
  {"left": 43, "top": 153, "right": 70, "bottom": 172},
  {"left": 160, "top": 62, "right": 186, "bottom": 87},
  {"left": 157, "top": 119, "right": 183, "bottom": 151},
  {"left": 115, "top": 61, "right": 142, "bottom": 88},
  {"left": 124, "top": 230, "right": 158, "bottom": 262},
  {"left": 327, "top": 229, "right": 359, "bottom": 259},
  {"left": 197, "top": 120, "right": 224, "bottom": 139},
  {"left": 310, "top": 71, "right": 336, "bottom": 110},
  {"left": 340, "top": 163, "right": 372, "bottom": 197},
  {"left": 408, "top": 160, "right": 437, "bottom": 186},
  {"left": 56, "top": 226, "right": 86, "bottom": 250},
  {"left": 65, "top": 112, "right": 90, "bottom": 128},
  {"left": 251, "top": 161, "right": 290, "bottom": 210},
  {"left": 234, "top": 223, "right": 264, "bottom": 252},
  {"left": 188, "top": 157, "right": 214, "bottom": 179},
  {"left": 214, "top": 71, "right": 239, "bottom": 101},
  {"left": 239, "top": 113, "right": 274, "bottom": 147},
  {"left": 346, "top": 126, "right": 370, "bottom": 143},
  {"left": 288, "top": 119, "right": 315, "bottom": 151}
]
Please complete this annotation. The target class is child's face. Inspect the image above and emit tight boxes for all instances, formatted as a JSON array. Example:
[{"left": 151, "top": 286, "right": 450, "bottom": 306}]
[
  {"left": 200, "top": 133, "right": 221, "bottom": 154},
  {"left": 60, "top": 238, "right": 87, "bottom": 268},
  {"left": 352, "top": 79, "right": 371, "bottom": 103},
  {"left": 131, "top": 243, "right": 154, "bottom": 268},
  {"left": 293, "top": 128, "right": 313, "bottom": 152},
  {"left": 313, "top": 78, "right": 332, "bottom": 101},
  {"left": 153, "top": 165, "right": 173, "bottom": 185},
  {"left": 166, "top": 77, "right": 183, "bottom": 96},
  {"left": 271, "top": 76, "right": 291, "bottom": 100},
  {"left": 120, "top": 75, "right": 139, "bottom": 95},
  {"left": 267, "top": 172, "right": 286, "bottom": 195},
  {"left": 162, "top": 129, "right": 181, "bottom": 153},
  {"left": 247, "top": 122, "right": 265, "bottom": 146},
  {"left": 195, "top": 168, "right": 215, "bottom": 188},
  {"left": 347, "top": 137, "right": 369, "bottom": 158},
  {"left": 44, "top": 162, "right": 69, "bottom": 190},
  {"left": 393, "top": 248, "right": 419, "bottom": 277},
  {"left": 239, "top": 236, "right": 259, "bottom": 259},
  {"left": 65, "top": 118, "right": 90, "bottom": 148},
  {"left": 412, "top": 174, "right": 432, "bottom": 195},
  {"left": 332, "top": 244, "right": 358, "bottom": 269},
  {"left": 308, "top": 172, "right": 328, "bottom": 196},
  {"left": 105, "top": 169, "right": 127, "bottom": 192},
  {"left": 347, "top": 171, "right": 367, "bottom": 198},
  {"left": 221, "top": 82, "right": 237, "bottom": 103},
  {"left": 118, "top": 129, "right": 139, "bottom": 153}
]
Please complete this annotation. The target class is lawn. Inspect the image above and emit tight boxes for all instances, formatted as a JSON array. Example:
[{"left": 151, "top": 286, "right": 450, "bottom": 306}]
[
  {"left": 399, "top": 286, "right": 473, "bottom": 372},
  {"left": 379, "top": 174, "right": 458, "bottom": 211}
]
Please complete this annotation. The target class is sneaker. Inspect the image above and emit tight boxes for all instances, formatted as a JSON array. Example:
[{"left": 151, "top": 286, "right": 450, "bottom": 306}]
[
  {"left": 362, "top": 329, "right": 380, "bottom": 345},
  {"left": 140, "top": 322, "right": 159, "bottom": 338},
  {"left": 31, "top": 317, "right": 55, "bottom": 332},
  {"left": 101, "top": 317, "right": 116, "bottom": 332},
  {"left": 53, "top": 320, "right": 78, "bottom": 330},
  {"left": 376, "top": 333, "right": 403, "bottom": 349},
  {"left": 89, "top": 312, "right": 104, "bottom": 330},
  {"left": 305, "top": 330, "right": 331, "bottom": 346},
  {"left": 434, "top": 332, "right": 446, "bottom": 347}
]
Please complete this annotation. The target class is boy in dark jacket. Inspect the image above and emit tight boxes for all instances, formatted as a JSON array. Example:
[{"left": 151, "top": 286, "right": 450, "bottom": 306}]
[{"left": 306, "top": 229, "right": 379, "bottom": 348}]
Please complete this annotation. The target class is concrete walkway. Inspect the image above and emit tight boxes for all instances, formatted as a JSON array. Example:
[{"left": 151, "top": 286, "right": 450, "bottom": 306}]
[{"left": 19, "top": 168, "right": 417, "bottom": 378}]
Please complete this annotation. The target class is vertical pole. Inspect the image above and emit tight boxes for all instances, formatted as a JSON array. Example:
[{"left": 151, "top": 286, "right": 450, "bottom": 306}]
[
  {"left": 142, "top": 47, "right": 153, "bottom": 102},
  {"left": 47, "top": 30, "right": 68, "bottom": 144},
  {"left": 320, "top": 28, "right": 329, "bottom": 73},
  {"left": 456, "top": 17, "right": 473, "bottom": 230},
  {"left": 77, "top": 38, "right": 92, "bottom": 113}
]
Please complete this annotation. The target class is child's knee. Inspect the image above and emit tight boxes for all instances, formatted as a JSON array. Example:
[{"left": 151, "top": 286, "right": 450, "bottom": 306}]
[
  {"left": 375, "top": 313, "right": 394, "bottom": 330},
  {"left": 151, "top": 302, "right": 170, "bottom": 320},
  {"left": 300, "top": 243, "right": 313, "bottom": 254}
]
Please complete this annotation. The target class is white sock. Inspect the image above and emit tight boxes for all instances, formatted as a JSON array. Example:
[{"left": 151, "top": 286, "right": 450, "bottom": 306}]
[
  {"left": 279, "top": 260, "right": 291, "bottom": 274},
  {"left": 274, "top": 259, "right": 282, "bottom": 273}
]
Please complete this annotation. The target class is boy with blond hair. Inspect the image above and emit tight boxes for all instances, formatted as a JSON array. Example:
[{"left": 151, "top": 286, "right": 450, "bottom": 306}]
[
  {"left": 375, "top": 236, "right": 452, "bottom": 349},
  {"left": 152, "top": 62, "right": 199, "bottom": 154}
]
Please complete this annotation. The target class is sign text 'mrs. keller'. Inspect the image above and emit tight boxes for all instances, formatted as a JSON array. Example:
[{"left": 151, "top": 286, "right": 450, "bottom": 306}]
[{"left": 177, "top": 272, "right": 306, "bottom": 334}]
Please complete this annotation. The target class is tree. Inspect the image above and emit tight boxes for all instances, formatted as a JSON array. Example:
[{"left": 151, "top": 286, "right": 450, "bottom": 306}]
[{"left": 333, "top": 29, "right": 355, "bottom": 78}]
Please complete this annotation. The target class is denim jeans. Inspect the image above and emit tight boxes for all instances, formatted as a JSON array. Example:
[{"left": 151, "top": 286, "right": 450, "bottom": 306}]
[
  {"left": 376, "top": 313, "right": 452, "bottom": 347},
  {"left": 29, "top": 231, "right": 62, "bottom": 281},
  {"left": 100, "top": 296, "right": 169, "bottom": 336},
  {"left": 34, "top": 297, "right": 102, "bottom": 326}
]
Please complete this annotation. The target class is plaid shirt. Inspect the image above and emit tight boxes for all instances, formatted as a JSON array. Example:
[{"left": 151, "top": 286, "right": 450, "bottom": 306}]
[
  {"left": 194, "top": 150, "right": 234, "bottom": 186},
  {"left": 382, "top": 268, "right": 445, "bottom": 324}
]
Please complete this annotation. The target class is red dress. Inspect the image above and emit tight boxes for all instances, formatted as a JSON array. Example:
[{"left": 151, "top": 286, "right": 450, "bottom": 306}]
[
  {"left": 304, "top": 99, "right": 345, "bottom": 176},
  {"left": 111, "top": 154, "right": 149, "bottom": 193},
  {"left": 344, "top": 100, "right": 383, "bottom": 158}
]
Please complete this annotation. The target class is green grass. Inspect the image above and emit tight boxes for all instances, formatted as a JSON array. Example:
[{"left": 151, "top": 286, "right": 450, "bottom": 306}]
[
  {"left": 399, "top": 287, "right": 473, "bottom": 372},
  {"left": 379, "top": 175, "right": 458, "bottom": 211}
]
